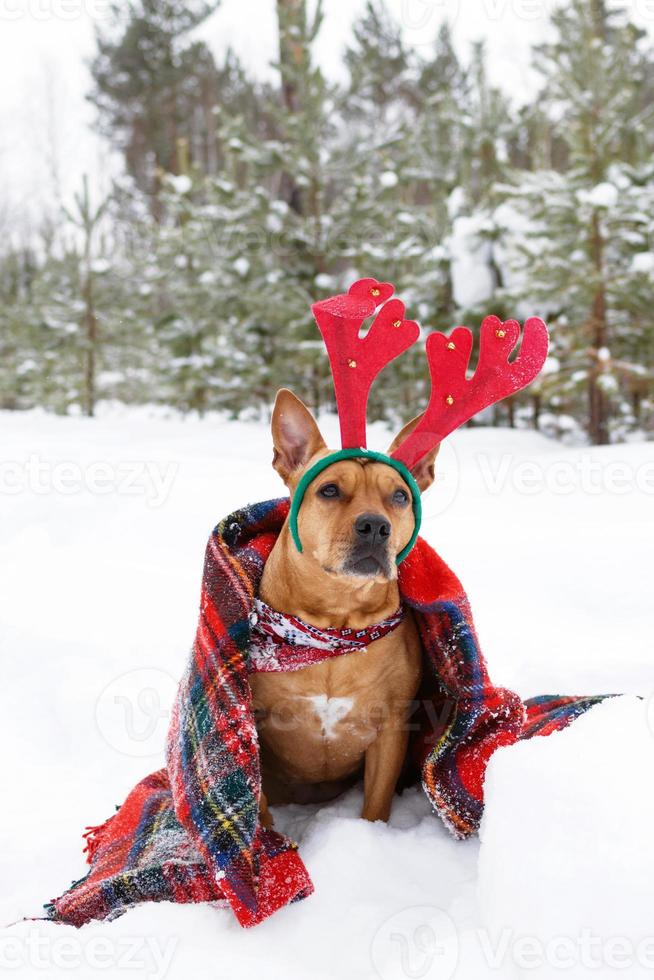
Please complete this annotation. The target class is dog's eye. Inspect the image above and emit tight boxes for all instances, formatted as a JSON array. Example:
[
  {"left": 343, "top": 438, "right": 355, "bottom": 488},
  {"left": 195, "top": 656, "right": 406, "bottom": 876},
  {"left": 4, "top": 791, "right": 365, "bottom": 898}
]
[
  {"left": 392, "top": 488, "right": 409, "bottom": 506},
  {"left": 318, "top": 483, "right": 340, "bottom": 499}
]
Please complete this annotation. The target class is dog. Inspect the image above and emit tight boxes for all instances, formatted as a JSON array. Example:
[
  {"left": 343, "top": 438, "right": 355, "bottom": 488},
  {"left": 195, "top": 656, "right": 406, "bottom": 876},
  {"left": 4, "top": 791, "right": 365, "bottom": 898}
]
[{"left": 250, "top": 388, "right": 440, "bottom": 826}]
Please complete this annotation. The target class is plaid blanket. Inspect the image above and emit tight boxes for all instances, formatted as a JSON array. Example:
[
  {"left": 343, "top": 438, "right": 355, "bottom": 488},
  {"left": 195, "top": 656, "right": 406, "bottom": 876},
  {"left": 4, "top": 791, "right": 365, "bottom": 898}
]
[{"left": 46, "top": 498, "right": 612, "bottom": 928}]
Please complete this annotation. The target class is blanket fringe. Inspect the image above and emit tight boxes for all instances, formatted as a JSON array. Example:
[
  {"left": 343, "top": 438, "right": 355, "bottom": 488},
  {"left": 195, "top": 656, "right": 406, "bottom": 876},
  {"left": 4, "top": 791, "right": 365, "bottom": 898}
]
[{"left": 82, "top": 815, "right": 116, "bottom": 865}]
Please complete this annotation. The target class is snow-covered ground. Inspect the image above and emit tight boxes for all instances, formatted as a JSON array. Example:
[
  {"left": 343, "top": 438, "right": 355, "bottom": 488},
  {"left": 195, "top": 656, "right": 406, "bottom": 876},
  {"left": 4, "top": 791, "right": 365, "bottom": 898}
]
[{"left": 1, "top": 408, "right": 653, "bottom": 980}]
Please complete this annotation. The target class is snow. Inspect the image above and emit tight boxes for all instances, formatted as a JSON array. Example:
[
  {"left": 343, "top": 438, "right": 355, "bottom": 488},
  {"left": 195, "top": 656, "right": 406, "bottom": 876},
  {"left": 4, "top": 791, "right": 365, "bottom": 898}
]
[
  {"left": 449, "top": 214, "right": 495, "bottom": 309},
  {"left": 542, "top": 355, "right": 560, "bottom": 374},
  {"left": 1, "top": 410, "right": 653, "bottom": 979},
  {"left": 577, "top": 182, "right": 619, "bottom": 208},
  {"left": 379, "top": 170, "right": 399, "bottom": 189},
  {"left": 233, "top": 257, "right": 250, "bottom": 277},
  {"left": 479, "top": 697, "right": 654, "bottom": 979},
  {"left": 90, "top": 259, "right": 111, "bottom": 275},
  {"left": 265, "top": 212, "right": 284, "bottom": 233},
  {"left": 166, "top": 175, "right": 192, "bottom": 196},
  {"left": 597, "top": 373, "right": 619, "bottom": 393},
  {"left": 632, "top": 251, "right": 654, "bottom": 275}
]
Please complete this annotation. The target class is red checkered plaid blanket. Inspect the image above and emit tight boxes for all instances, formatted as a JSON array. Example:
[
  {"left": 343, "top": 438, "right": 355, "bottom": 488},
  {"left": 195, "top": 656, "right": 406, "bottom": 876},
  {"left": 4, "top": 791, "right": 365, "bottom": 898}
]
[{"left": 46, "top": 498, "right": 611, "bottom": 929}]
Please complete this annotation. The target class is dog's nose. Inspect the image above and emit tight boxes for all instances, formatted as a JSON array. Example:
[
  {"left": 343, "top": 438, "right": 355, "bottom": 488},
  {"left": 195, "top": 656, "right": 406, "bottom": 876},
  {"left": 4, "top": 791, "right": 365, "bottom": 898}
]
[{"left": 354, "top": 512, "right": 391, "bottom": 545}]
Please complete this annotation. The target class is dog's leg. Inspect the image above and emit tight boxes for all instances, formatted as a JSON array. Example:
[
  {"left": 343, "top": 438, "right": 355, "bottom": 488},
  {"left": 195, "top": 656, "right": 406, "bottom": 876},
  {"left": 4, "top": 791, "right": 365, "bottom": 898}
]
[
  {"left": 259, "top": 791, "right": 274, "bottom": 829},
  {"left": 361, "top": 714, "right": 409, "bottom": 822}
]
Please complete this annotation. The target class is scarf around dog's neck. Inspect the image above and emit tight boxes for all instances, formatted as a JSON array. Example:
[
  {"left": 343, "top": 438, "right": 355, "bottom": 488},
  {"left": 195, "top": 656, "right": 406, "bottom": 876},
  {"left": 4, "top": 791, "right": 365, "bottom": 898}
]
[{"left": 248, "top": 597, "right": 405, "bottom": 673}]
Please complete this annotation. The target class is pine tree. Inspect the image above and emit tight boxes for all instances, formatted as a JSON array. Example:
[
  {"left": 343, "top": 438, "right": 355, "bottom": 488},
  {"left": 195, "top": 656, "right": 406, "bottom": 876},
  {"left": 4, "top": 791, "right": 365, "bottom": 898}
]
[
  {"left": 343, "top": 0, "right": 414, "bottom": 122},
  {"left": 459, "top": 41, "right": 514, "bottom": 208},
  {"left": 0, "top": 246, "right": 40, "bottom": 410},
  {"left": 493, "top": 0, "right": 654, "bottom": 442},
  {"left": 2, "top": 0, "right": 650, "bottom": 441},
  {"left": 89, "top": 0, "right": 221, "bottom": 213},
  {"left": 329, "top": 6, "right": 463, "bottom": 424},
  {"left": 0, "top": 178, "right": 151, "bottom": 415},
  {"left": 414, "top": 22, "right": 468, "bottom": 197},
  {"left": 61, "top": 177, "right": 110, "bottom": 416}
]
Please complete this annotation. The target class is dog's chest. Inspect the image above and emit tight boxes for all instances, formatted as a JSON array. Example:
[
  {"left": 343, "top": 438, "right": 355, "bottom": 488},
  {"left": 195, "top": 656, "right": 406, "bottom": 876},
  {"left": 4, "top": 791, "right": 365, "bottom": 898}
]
[
  {"left": 250, "top": 619, "right": 421, "bottom": 781},
  {"left": 251, "top": 643, "right": 382, "bottom": 741}
]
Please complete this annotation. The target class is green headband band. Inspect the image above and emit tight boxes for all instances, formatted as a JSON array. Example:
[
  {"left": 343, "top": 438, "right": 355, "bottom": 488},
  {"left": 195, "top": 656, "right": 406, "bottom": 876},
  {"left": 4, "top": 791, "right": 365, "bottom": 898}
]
[{"left": 289, "top": 448, "right": 422, "bottom": 565}]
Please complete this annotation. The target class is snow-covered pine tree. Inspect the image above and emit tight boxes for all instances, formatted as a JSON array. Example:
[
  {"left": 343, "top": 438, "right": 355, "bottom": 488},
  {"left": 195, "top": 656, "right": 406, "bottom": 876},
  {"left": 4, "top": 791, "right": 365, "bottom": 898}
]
[
  {"left": 331, "top": 6, "right": 463, "bottom": 425},
  {"left": 89, "top": 0, "right": 221, "bottom": 215},
  {"left": 15, "top": 179, "right": 149, "bottom": 416},
  {"left": 2, "top": 0, "right": 649, "bottom": 440},
  {"left": 411, "top": 35, "right": 519, "bottom": 426},
  {"left": 497, "top": 0, "right": 654, "bottom": 443},
  {"left": 459, "top": 41, "right": 514, "bottom": 209},
  {"left": 144, "top": 165, "right": 285, "bottom": 416},
  {"left": 0, "top": 246, "right": 41, "bottom": 410}
]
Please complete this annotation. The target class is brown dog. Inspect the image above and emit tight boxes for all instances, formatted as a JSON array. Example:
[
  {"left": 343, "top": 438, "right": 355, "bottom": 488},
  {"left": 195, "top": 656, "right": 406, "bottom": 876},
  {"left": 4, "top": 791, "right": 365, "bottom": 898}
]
[{"left": 250, "top": 389, "right": 440, "bottom": 826}]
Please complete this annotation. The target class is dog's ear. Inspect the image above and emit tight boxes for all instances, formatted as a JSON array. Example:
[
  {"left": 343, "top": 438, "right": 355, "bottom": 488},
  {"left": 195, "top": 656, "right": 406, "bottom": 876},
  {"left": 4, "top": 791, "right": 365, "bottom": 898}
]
[
  {"left": 387, "top": 414, "right": 440, "bottom": 493},
  {"left": 271, "top": 389, "right": 327, "bottom": 482}
]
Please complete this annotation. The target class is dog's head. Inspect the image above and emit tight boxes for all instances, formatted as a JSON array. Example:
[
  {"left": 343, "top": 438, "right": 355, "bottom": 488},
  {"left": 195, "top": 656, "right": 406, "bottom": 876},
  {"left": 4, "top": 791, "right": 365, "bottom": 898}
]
[{"left": 271, "top": 389, "right": 439, "bottom": 582}]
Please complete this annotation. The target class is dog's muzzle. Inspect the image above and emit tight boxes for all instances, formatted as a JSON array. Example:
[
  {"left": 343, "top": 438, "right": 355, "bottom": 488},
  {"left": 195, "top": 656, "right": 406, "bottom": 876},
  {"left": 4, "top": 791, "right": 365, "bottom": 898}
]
[{"left": 343, "top": 511, "right": 392, "bottom": 577}]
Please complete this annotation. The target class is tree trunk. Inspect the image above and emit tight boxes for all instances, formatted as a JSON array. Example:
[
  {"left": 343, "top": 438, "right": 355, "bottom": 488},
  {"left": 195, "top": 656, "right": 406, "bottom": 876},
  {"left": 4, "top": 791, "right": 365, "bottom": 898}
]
[
  {"left": 590, "top": 0, "right": 609, "bottom": 41},
  {"left": 277, "top": 0, "right": 306, "bottom": 113},
  {"left": 632, "top": 388, "right": 641, "bottom": 423},
  {"left": 83, "top": 268, "right": 97, "bottom": 418},
  {"left": 532, "top": 393, "right": 541, "bottom": 430},
  {"left": 588, "top": 211, "right": 610, "bottom": 445},
  {"left": 276, "top": 0, "right": 307, "bottom": 215}
]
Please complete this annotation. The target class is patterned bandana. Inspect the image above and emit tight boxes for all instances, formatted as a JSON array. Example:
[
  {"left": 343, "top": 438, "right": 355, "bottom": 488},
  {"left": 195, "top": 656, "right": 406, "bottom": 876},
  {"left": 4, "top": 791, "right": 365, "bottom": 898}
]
[{"left": 248, "top": 597, "right": 405, "bottom": 673}]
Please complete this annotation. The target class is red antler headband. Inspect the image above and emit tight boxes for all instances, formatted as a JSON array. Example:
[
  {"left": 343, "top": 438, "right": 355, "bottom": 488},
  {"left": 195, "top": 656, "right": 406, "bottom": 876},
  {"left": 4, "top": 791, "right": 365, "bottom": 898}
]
[{"left": 289, "top": 277, "right": 549, "bottom": 562}]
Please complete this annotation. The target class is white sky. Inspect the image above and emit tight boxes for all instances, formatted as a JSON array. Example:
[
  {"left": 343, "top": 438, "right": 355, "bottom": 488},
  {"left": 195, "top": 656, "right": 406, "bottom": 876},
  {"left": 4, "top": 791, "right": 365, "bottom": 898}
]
[{"left": 1, "top": 0, "right": 653, "bottom": 234}]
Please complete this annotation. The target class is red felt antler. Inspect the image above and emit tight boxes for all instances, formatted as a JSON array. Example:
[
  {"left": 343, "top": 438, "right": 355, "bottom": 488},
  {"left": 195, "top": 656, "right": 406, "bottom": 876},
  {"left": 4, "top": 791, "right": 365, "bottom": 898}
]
[
  {"left": 311, "top": 279, "right": 549, "bottom": 468},
  {"left": 391, "top": 315, "right": 550, "bottom": 470},
  {"left": 311, "top": 278, "right": 420, "bottom": 449}
]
